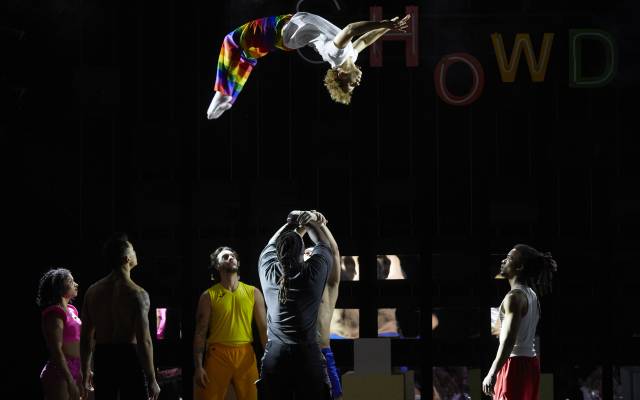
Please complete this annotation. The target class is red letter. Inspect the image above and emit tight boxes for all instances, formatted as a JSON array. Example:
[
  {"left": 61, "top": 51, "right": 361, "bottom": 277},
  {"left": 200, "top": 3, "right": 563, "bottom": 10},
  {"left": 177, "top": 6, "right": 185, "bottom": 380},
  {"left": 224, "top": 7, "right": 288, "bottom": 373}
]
[
  {"left": 369, "top": 6, "right": 419, "bottom": 67},
  {"left": 434, "top": 53, "right": 485, "bottom": 106}
]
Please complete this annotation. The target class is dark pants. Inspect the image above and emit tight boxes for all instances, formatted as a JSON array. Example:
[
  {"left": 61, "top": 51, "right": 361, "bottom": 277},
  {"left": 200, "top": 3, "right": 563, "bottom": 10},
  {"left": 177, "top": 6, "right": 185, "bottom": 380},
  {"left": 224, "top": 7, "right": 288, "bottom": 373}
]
[
  {"left": 94, "top": 344, "right": 148, "bottom": 400},
  {"left": 258, "top": 341, "right": 331, "bottom": 400}
]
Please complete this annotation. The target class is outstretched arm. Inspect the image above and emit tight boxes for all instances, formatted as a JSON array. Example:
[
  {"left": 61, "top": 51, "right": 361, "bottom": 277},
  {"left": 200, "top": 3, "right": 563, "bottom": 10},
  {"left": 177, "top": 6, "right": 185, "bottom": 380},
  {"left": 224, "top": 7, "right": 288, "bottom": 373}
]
[
  {"left": 352, "top": 15, "right": 411, "bottom": 53},
  {"left": 333, "top": 15, "right": 410, "bottom": 49}
]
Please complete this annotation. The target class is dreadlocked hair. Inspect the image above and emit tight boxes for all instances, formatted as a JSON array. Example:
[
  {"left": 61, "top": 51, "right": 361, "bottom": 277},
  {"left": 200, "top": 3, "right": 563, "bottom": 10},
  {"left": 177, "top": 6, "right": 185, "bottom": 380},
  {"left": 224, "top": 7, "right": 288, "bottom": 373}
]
[
  {"left": 275, "top": 227, "right": 304, "bottom": 304},
  {"left": 513, "top": 244, "right": 558, "bottom": 297}
]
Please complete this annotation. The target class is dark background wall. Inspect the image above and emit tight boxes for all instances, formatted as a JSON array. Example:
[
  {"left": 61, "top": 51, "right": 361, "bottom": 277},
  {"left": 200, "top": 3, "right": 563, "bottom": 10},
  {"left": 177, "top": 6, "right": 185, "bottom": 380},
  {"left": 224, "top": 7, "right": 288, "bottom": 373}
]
[{"left": 3, "top": 0, "right": 638, "bottom": 398}]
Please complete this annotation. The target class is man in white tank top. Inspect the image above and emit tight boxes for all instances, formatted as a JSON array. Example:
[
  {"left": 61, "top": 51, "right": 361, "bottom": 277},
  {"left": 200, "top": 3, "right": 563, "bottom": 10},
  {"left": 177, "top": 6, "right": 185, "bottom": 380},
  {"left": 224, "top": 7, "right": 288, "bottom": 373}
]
[{"left": 482, "top": 245, "right": 557, "bottom": 400}]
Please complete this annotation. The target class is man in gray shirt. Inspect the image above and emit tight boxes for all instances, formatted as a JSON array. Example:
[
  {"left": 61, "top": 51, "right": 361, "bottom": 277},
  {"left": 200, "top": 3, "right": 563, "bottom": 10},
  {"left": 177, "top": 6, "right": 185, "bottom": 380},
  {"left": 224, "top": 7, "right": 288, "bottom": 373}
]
[{"left": 257, "top": 210, "right": 334, "bottom": 400}]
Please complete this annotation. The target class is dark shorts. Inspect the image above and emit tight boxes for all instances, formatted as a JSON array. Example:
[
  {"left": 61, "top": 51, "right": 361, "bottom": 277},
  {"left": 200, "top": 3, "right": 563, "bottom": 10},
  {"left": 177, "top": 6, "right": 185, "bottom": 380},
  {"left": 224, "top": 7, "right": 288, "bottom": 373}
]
[
  {"left": 94, "top": 343, "right": 148, "bottom": 400},
  {"left": 258, "top": 341, "right": 331, "bottom": 400}
]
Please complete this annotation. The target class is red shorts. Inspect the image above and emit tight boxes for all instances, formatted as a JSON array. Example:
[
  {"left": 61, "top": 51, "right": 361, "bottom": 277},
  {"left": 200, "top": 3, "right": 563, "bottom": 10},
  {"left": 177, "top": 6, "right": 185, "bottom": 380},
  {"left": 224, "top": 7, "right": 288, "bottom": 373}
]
[{"left": 493, "top": 356, "right": 540, "bottom": 400}]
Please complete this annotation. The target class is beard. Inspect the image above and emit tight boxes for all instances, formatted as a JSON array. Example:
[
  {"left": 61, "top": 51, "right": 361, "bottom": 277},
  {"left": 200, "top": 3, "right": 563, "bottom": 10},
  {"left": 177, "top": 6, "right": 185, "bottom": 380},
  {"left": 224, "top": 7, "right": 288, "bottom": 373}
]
[{"left": 221, "top": 263, "right": 239, "bottom": 273}]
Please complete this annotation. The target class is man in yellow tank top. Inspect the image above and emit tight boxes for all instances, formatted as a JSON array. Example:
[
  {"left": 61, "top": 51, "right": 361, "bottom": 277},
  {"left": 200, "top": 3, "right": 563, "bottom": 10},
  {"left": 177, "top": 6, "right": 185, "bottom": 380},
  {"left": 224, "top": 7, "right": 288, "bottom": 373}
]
[{"left": 193, "top": 246, "right": 268, "bottom": 400}]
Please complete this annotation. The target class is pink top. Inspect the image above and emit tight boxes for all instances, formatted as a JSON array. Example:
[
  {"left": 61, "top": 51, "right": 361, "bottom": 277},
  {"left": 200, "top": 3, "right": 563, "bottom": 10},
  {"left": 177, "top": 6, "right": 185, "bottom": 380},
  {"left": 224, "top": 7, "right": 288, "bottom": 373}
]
[{"left": 42, "top": 304, "right": 82, "bottom": 343}]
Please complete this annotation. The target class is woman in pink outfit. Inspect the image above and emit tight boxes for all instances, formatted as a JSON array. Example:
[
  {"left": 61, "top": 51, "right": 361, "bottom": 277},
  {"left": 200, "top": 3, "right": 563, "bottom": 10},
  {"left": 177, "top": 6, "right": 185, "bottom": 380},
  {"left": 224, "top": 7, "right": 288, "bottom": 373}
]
[{"left": 37, "top": 268, "right": 90, "bottom": 400}]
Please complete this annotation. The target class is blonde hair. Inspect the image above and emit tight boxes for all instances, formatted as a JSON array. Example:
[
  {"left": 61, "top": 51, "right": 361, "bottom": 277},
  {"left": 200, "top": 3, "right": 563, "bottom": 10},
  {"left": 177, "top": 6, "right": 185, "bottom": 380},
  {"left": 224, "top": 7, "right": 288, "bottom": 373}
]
[{"left": 324, "top": 69, "right": 354, "bottom": 105}]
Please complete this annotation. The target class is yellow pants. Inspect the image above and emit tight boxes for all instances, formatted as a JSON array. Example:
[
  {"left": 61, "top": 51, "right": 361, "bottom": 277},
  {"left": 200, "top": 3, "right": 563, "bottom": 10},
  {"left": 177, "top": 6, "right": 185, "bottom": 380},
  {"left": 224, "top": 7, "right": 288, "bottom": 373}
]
[{"left": 195, "top": 343, "right": 258, "bottom": 400}]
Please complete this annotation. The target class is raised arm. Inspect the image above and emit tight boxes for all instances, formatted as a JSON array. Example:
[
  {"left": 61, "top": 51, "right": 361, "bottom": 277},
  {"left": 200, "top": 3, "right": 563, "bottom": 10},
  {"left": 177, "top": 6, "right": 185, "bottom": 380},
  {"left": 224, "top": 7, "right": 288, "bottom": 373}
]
[
  {"left": 314, "top": 211, "right": 341, "bottom": 349},
  {"left": 44, "top": 312, "right": 81, "bottom": 400},
  {"left": 352, "top": 15, "right": 411, "bottom": 53},
  {"left": 267, "top": 223, "right": 294, "bottom": 246},
  {"left": 312, "top": 211, "right": 340, "bottom": 287},
  {"left": 482, "top": 291, "right": 526, "bottom": 396},
  {"left": 134, "top": 290, "right": 161, "bottom": 400},
  {"left": 253, "top": 288, "right": 268, "bottom": 348},
  {"left": 299, "top": 211, "right": 330, "bottom": 245},
  {"left": 333, "top": 15, "right": 410, "bottom": 49},
  {"left": 193, "top": 292, "right": 212, "bottom": 389}
]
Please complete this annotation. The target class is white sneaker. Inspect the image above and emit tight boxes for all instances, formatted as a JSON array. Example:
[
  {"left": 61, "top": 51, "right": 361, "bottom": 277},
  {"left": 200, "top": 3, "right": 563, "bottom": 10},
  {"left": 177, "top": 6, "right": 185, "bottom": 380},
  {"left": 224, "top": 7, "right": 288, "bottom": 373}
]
[{"left": 207, "top": 92, "right": 233, "bottom": 119}]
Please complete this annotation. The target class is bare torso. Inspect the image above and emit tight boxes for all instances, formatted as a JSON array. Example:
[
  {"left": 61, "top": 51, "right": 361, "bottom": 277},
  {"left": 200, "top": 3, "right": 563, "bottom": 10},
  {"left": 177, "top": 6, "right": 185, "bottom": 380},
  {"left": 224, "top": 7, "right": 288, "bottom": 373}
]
[
  {"left": 62, "top": 341, "right": 81, "bottom": 358},
  {"left": 85, "top": 274, "right": 146, "bottom": 344},
  {"left": 317, "top": 286, "right": 339, "bottom": 347}
]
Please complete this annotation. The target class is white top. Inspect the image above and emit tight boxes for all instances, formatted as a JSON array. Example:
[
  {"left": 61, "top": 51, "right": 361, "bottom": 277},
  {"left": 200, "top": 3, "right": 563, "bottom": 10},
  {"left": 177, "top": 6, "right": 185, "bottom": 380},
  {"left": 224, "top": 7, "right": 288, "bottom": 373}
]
[
  {"left": 499, "top": 284, "right": 540, "bottom": 357},
  {"left": 281, "top": 12, "right": 359, "bottom": 69}
]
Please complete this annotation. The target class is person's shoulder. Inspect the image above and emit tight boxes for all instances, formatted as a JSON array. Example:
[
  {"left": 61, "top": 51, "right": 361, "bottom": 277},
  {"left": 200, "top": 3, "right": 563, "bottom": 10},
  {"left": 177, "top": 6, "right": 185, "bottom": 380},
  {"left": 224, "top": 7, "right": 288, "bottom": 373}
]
[
  {"left": 261, "top": 242, "right": 277, "bottom": 254},
  {"left": 313, "top": 242, "right": 332, "bottom": 256},
  {"left": 41, "top": 304, "right": 66, "bottom": 320},
  {"left": 134, "top": 285, "right": 149, "bottom": 297},
  {"left": 259, "top": 244, "right": 278, "bottom": 265},
  {"left": 85, "top": 277, "right": 106, "bottom": 294},
  {"left": 201, "top": 286, "right": 215, "bottom": 298},
  {"left": 123, "top": 277, "right": 146, "bottom": 293},
  {"left": 130, "top": 285, "right": 150, "bottom": 306},
  {"left": 507, "top": 286, "right": 529, "bottom": 299},
  {"left": 504, "top": 290, "right": 527, "bottom": 312},
  {"left": 239, "top": 281, "right": 256, "bottom": 290}
]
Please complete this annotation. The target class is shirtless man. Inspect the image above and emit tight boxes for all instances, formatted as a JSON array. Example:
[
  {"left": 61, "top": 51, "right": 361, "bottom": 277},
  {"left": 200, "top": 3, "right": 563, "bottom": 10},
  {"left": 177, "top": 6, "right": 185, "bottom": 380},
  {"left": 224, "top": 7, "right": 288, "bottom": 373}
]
[
  {"left": 298, "top": 211, "right": 342, "bottom": 399},
  {"left": 80, "top": 233, "right": 161, "bottom": 400}
]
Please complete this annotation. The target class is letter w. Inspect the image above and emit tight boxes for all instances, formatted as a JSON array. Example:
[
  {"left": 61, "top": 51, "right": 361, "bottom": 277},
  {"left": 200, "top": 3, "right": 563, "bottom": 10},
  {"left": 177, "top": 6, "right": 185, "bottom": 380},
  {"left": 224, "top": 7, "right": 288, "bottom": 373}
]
[{"left": 491, "top": 33, "right": 554, "bottom": 82}]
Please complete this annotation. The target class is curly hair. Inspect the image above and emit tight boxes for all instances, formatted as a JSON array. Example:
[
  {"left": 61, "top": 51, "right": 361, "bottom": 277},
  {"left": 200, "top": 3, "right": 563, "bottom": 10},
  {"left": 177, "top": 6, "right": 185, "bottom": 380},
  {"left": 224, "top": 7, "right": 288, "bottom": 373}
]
[
  {"left": 513, "top": 244, "right": 558, "bottom": 297},
  {"left": 208, "top": 246, "right": 240, "bottom": 280},
  {"left": 36, "top": 268, "right": 73, "bottom": 308},
  {"left": 324, "top": 69, "right": 354, "bottom": 105}
]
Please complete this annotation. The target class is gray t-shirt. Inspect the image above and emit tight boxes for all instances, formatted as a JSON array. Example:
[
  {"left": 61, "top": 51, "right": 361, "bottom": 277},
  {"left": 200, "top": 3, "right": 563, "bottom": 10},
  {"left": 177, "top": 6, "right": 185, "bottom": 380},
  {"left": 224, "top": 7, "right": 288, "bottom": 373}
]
[{"left": 258, "top": 241, "right": 333, "bottom": 344}]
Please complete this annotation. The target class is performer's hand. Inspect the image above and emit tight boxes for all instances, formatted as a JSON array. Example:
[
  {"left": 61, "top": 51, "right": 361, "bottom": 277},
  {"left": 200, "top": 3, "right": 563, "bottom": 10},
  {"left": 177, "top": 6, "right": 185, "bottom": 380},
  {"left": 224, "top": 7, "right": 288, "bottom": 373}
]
[
  {"left": 310, "top": 210, "right": 328, "bottom": 225},
  {"left": 194, "top": 367, "right": 210, "bottom": 388},
  {"left": 385, "top": 14, "right": 410, "bottom": 32},
  {"left": 82, "top": 370, "right": 94, "bottom": 398},
  {"left": 298, "top": 211, "right": 318, "bottom": 225},
  {"left": 148, "top": 380, "right": 161, "bottom": 400},
  {"left": 482, "top": 372, "right": 496, "bottom": 397},
  {"left": 68, "top": 381, "right": 82, "bottom": 400},
  {"left": 287, "top": 210, "right": 303, "bottom": 224}
]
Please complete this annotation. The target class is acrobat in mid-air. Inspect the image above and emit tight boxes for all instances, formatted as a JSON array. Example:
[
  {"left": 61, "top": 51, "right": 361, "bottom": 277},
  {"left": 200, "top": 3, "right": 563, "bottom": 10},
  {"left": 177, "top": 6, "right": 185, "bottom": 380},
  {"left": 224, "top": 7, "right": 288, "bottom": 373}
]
[{"left": 206, "top": 12, "right": 411, "bottom": 119}]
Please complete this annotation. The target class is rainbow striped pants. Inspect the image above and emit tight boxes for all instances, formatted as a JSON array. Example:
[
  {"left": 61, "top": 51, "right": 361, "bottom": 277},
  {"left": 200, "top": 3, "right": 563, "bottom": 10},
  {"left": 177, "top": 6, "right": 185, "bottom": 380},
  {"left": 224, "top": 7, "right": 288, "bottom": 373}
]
[{"left": 214, "top": 14, "right": 293, "bottom": 104}]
